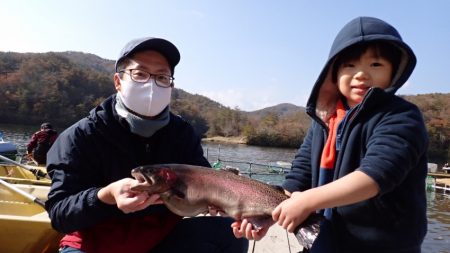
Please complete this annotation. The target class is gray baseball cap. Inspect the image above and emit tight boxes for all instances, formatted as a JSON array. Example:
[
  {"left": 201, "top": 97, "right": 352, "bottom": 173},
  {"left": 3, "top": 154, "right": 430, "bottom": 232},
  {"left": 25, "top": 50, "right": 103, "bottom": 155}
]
[{"left": 115, "top": 37, "right": 180, "bottom": 75}]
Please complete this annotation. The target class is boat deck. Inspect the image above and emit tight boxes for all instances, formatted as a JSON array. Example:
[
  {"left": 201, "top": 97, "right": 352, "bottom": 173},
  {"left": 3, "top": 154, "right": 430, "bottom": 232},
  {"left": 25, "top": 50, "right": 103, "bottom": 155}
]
[
  {"left": 434, "top": 178, "right": 450, "bottom": 194},
  {"left": 428, "top": 172, "right": 450, "bottom": 178},
  {"left": 247, "top": 224, "right": 303, "bottom": 253},
  {"left": 0, "top": 181, "right": 62, "bottom": 253}
]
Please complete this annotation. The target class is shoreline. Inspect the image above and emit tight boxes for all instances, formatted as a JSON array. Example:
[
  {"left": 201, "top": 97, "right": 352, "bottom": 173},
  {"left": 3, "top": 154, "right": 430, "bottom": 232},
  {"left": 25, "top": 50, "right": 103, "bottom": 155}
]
[{"left": 202, "top": 136, "right": 247, "bottom": 144}]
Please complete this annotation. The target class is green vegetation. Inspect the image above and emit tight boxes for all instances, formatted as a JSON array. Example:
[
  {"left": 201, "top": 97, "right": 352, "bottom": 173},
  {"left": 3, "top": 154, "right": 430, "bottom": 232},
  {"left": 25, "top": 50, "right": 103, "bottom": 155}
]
[
  {"left": 0, "top": 52, "right": 448, "bottom": 164},
  {"left": 0, "top": 52, "right": 113, "bottom": 126}
]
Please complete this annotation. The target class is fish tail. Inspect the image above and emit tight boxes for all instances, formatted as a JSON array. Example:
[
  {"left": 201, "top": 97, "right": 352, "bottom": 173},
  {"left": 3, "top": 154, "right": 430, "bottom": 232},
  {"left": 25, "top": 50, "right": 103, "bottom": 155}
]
[{"left": 293, "top": 213, "right": 323, "bottom": 250}]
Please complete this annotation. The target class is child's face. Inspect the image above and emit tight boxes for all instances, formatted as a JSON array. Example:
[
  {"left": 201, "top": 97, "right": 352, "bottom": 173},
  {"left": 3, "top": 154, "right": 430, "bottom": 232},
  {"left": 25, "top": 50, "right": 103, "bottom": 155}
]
[{"left": 336, "top": 47, "right": 393, "bottom": 107}]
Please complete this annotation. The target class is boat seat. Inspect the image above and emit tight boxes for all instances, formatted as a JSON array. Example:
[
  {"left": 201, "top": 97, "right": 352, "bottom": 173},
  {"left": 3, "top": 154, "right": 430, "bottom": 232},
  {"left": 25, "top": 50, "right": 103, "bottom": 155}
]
[{"left": 0, "top": 199, "right": 45, "bottom": 217}]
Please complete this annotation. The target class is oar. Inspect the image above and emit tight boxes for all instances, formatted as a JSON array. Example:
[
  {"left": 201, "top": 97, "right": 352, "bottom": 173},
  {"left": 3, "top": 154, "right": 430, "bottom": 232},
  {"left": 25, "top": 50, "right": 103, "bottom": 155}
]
[
  {"left": 0, "top": 177, "right": 46, "bottom": 207},
  {"left": 0, "top": 154, "right": 48, "bottom": 179}
]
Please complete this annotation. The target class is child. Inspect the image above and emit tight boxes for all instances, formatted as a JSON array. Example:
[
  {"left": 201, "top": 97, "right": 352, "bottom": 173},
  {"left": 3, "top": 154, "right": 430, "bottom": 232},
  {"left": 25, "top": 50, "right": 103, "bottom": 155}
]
[{"left": 233, "top": 16, "right": 428, "bottom": 252}]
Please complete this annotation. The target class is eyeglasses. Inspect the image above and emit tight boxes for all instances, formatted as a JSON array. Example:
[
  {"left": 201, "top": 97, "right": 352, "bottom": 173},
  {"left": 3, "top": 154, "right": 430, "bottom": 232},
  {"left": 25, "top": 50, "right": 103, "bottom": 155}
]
[{"left": 119, "top": 69, "right": 174, "bottom": 88}]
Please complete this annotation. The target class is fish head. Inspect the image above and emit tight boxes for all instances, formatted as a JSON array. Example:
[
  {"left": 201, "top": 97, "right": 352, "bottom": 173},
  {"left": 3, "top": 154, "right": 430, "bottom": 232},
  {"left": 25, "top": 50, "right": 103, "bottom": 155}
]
[{"left": 130, "top": 165, "right": 178, "bottom": 193}]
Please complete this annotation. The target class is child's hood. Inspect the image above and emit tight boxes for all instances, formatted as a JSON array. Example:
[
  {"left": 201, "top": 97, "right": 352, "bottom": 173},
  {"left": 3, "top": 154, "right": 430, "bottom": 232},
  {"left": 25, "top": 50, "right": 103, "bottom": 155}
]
[{"left": 306, "top": 16, "right": 416, "bottom": 122}]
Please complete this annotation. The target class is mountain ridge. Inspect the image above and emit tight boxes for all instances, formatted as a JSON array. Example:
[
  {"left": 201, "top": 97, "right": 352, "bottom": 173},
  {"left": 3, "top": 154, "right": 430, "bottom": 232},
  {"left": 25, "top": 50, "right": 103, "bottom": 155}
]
[{"left": 0, "top": 51, "right": 448, "bottom": 162}]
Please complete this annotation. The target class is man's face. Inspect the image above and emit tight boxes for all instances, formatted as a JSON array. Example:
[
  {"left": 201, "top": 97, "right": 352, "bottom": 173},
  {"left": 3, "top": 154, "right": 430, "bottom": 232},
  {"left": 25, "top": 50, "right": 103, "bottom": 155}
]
[
  {"left": 337, "top": 47, "right": 393, "bottom": 108},
  {"left": 114, "top": 50, "right": 171, "bottom": 91}
]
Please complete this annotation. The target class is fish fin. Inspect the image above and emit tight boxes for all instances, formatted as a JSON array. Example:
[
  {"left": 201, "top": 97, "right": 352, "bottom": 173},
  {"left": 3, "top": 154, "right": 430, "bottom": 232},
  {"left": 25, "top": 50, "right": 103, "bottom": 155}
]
[
  {"left": 246, "top": 216, "right": 274, "bottom": 231},
  {"left": 170, "top": 180, "right": 187, "bottom": 199},
  {"left": 172, "top": 188, "right": 185, "bottom": 198},
  {"left": 293, "top": 213, "right": 324, "bottom": 250},
  {"left": 220, "top": 167, "right": 240, "bottom": 175},
  {"left": 161, "top": 188, "right": 185, "bottom": 201}
]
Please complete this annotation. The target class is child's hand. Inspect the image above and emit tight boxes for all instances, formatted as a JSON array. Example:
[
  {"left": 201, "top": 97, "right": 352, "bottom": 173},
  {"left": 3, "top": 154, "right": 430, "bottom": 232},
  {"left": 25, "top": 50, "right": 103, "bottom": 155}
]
[
  {"left": 272, "top": 191, "right": 314, "bottom": 233},
  {"left": 231, "top": 219, "right": 269, "bottom": 241}
]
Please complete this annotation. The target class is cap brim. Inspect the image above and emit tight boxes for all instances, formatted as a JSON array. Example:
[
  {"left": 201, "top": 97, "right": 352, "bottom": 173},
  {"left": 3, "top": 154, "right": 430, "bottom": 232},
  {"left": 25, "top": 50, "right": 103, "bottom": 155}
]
[{"left": 115, "top": 37, "right": 180, "bottom": 73}]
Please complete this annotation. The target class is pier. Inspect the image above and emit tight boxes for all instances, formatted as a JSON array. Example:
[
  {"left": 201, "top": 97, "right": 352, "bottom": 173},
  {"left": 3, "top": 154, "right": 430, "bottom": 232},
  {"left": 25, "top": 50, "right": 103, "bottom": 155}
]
[{"left": 427, "top": 173, "right": 450, "bottom": 195}]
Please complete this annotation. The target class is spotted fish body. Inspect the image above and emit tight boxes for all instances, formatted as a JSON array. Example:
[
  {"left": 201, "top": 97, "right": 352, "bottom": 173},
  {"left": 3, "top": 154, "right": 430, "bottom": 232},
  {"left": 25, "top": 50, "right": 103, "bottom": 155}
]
[{"left": 131, "top": 163, "right": 321, "bottom": 249}]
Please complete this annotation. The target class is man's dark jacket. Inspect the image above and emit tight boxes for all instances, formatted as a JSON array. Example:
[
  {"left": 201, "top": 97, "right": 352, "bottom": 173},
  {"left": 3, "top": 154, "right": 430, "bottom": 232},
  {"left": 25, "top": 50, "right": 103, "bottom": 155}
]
[{"left": 45, "top": 94, "right": 210, "bottom": 233}]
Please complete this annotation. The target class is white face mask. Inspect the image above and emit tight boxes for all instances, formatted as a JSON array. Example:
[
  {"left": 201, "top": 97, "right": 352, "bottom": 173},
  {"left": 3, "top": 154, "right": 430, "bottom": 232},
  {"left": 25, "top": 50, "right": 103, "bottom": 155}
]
[{"left": 118, "top": 78, "right": 171, "bottom": 117}]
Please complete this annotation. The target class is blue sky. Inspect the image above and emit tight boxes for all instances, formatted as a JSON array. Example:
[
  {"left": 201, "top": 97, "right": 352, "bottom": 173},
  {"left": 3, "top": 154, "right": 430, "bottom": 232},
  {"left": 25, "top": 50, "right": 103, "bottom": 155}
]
[{"left": 1, "top": 1, "right": 449, "bottom": 111}]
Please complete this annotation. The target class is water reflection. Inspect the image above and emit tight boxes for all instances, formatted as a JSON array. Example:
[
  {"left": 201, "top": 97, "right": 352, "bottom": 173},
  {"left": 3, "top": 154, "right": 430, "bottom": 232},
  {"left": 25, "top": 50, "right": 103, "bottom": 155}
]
[
  {"left": 423, "top": 191, "right": 450, "bottom": 252},
  {"left": 0, "top": 124, "right": 37, "bottom": 153}
]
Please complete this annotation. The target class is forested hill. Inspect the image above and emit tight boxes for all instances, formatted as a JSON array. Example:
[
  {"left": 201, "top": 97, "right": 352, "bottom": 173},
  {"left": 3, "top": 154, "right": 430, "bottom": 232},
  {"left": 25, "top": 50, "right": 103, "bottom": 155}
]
[
  {"left": 0, "top": 51, "right": 308, "bottom": 139},
  {"left": 58, "top": 51, "right": 114, "bottom": 73},
  {"left": 0, "top": 51, "right": 448, "bottom": 163}
]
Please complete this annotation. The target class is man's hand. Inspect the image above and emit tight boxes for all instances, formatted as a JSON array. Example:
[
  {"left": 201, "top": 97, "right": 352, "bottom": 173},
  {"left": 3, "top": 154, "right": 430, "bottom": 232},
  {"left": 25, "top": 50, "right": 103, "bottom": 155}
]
[{"left": 97, "top": 178, "right": 163, "bottom": 213}]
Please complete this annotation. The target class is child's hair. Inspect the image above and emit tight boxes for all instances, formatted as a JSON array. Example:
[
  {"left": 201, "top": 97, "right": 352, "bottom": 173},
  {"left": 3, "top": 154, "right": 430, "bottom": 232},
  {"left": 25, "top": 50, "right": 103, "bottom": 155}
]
[{"left": 331, "top": 41, "right": 402, "bottom": 83}]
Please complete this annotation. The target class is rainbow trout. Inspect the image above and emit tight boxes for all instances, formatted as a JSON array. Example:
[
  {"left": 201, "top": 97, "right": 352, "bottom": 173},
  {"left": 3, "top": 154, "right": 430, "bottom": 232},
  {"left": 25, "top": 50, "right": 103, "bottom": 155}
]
[{"left": 130, "top": 164, "right": 322, "bottom": 249}]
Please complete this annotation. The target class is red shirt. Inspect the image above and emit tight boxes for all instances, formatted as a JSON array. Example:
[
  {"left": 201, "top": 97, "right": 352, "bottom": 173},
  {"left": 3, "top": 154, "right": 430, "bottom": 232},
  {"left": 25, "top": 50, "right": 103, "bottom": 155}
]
[
  {"left": 60, "top": 212, "right": 181, "bottom": 253},
  {"left": 27, "top": 129, "right": 58, "bottom": 153}
]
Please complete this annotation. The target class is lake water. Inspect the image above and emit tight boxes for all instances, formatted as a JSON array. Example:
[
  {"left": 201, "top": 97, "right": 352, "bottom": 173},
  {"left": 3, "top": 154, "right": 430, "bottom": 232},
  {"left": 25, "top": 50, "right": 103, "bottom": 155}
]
[
  {"left": 201, "top": 143, "right": 450, "bottom": 252},
  {"left": 1, "top": 123, "right": 449, "bottom": 252}
]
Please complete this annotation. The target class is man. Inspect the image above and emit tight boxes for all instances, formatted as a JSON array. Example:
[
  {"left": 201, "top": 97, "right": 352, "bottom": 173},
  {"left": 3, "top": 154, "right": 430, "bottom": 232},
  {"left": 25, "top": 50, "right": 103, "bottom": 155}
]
[
  {"left": 45, "top": 37, "right": 248, "bottom": 253},
  {"left": 26, "top": 122, "right": 58, "bottom": 164}
]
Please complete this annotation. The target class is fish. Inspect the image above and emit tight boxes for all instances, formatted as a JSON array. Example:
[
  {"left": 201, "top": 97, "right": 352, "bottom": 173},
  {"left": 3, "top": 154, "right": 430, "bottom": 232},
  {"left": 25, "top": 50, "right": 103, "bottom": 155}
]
[{"left": 130, "top": 163, "right": 322, "bottom": 249}]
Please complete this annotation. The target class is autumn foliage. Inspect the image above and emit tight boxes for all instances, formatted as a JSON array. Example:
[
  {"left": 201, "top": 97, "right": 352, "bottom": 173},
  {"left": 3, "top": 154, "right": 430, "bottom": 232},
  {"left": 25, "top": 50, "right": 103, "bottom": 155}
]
[{"left": 0, "top": 52, "right": 448, "bottom": 164}]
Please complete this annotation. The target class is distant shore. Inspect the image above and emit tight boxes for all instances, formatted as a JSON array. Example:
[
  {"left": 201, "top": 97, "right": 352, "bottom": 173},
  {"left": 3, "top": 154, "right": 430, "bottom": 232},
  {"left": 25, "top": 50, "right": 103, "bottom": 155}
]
[{"left": 202, "top": 136, "right": 247, "bottom": 144}]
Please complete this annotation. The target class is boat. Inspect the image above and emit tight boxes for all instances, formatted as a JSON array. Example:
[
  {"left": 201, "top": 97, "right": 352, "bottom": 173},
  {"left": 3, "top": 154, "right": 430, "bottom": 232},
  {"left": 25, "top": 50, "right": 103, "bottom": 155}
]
[
  {"left": 0, "top": 179, "right": 61, "bottom": 253},
  {"left": 0, "top": 152, "right": 50, "bottom": 184},
  {"left": 0, "top": 133, "right": 48, "bottom": 182},
  {"left": 0, "top": 162, "right": 49, "bottom": 182},
  {"left": 0, "top": 144, "right": 61, "bottom": 253},
  {"left": 0, "top": 132, "right": 18, "bottom": 160}
]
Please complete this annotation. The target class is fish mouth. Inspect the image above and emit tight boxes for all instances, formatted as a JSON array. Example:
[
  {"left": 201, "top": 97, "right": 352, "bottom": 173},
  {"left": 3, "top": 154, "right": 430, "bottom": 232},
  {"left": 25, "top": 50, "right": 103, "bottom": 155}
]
[
  {"left": 138, "top": 173, "right": 153, "bottom": 184},
  {"left": 130, "top": 167, "right": 155, "bottom": 190}
]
